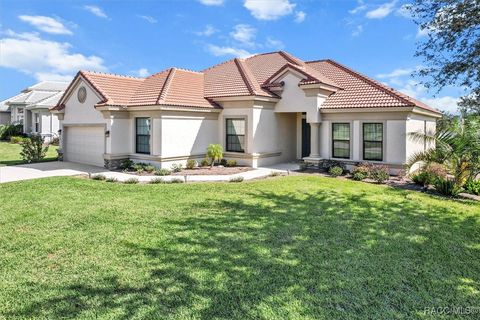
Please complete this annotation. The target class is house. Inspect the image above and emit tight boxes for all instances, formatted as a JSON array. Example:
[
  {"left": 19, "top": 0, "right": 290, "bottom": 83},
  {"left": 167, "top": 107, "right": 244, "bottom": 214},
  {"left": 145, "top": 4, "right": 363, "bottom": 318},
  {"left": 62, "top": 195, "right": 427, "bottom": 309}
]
[
  {"left": 4, "top": 81, "right": 69, "bottom": 141},
  {"left": 0, "top": 100, "right": 10, "bottom": 125},
  {"left": 52, "top": 51, "right": 441, "bottom": 172}
]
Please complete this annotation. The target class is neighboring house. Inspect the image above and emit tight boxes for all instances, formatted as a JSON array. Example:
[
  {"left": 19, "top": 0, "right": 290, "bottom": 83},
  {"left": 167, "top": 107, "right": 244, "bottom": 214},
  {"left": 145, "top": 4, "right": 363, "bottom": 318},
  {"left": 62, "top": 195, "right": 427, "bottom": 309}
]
[
  {"left": 0, "top": 100, "right": 11, "bottom": 125},
  {"left": 5, "top": 81, "right": 69, "bottom": 141},
  {"left": 53, "top": 51, "right": 441, "bottom": 172}
]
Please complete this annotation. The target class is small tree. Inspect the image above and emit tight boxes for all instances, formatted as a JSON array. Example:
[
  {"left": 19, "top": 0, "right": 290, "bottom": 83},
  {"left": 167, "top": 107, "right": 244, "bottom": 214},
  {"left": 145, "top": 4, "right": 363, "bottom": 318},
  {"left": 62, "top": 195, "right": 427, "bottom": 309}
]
[
  {"left": 206, "top": 144, "right": 223, "bottom": 168},
  {"left": 20, "top": 135, "right": 49, "bottom": 163}
]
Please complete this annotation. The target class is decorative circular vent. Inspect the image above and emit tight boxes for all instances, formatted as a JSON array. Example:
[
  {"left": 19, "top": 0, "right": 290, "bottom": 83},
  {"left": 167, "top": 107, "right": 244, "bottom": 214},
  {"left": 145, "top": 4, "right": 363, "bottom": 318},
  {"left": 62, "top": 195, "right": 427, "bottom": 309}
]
[{"left": 77, "top": 86, "right": 87, "bottom": 103}]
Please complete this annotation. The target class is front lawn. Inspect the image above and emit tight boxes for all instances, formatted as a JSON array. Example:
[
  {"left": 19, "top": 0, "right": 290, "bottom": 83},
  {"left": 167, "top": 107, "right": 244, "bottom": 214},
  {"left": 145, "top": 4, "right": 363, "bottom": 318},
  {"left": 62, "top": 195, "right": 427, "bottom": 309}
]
[
  {"left": 0, "top": 176, "right": 479, "bottom": 319},
  {"left": 0, "top": 141, "right": 58, "bottom": 166}
]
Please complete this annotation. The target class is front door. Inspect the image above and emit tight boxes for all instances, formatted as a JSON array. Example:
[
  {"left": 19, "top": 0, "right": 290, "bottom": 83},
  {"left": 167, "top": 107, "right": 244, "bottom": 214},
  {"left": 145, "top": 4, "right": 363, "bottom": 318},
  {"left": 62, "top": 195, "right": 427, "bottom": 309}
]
[{"left": 301, "top": 118, "right": 310, "bottom": 158}]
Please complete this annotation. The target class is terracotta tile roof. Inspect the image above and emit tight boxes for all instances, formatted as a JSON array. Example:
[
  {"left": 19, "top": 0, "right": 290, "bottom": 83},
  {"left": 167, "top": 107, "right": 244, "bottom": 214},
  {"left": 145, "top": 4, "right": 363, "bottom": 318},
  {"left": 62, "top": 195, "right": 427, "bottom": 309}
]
[
  {"left": 55, "top": 51, "right": 439, "bottom": 114},
  {"left": 306, "top": 59, "right": 440, "bottom": 113},
  {"left": 81, "top": 71, "right": 144, "bottom": 106}
]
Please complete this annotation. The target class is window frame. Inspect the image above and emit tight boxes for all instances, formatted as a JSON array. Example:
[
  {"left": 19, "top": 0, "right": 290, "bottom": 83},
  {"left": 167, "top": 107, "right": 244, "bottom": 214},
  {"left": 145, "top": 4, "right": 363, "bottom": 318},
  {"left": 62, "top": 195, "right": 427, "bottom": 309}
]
[
  {"left": 34, "top": 113, "right": 40, "bottom": 133},
  {"left": 135, "top": 117, "right": 151, "bottom": 155},
  {"left": 362, "top": 122, "right": 383, "bottom": 161},
  {"left": 331, "top": 122, "right": 351, "bottom": 159},
  {"left": 225, "top": 118, "right": 246, "bottom": 153}
]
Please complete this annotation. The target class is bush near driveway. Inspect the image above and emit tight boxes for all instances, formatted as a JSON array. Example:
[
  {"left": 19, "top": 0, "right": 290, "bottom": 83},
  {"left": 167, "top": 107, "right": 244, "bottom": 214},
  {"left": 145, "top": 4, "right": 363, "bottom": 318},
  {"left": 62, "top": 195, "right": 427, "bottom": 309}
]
[
  {"left": 0, "top": 176, "right": 479, "bottom": 319},
  {"left": 0, "top": 141, "right": 57, "bottom": 166}
]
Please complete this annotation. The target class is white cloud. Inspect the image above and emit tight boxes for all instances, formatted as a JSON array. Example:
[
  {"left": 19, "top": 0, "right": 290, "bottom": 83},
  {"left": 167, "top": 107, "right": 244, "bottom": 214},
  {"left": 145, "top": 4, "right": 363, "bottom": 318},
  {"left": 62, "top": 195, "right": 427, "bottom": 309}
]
[
  {"left": 206, "top": 44, "right": 252, "bottom": 58},
  {"left": 365, "top": 0, "right": 397, "bottom": 19},
  {"left": 0, "top": 30, "right": 107, "bottom": 81},
  {"left": 420, "top": 96, "right": 460, "bottom": 114},
  {"left": 397, "top": 79, "right": 427, "bottom": 98},
  {"left": 198, "top": 0, "right": 224, "bottom": 5},
  {"left": 137, "top": 15, "right": 157, "bottom": 23},
  {"left": 266, "top": 37, "right": 284, "bottom": 49},
  {"left": 84, "top": 5, "right": 109, "bottom": 19},
  {"left": 230, "top": 24, "right": 256, "bottom": 46},
  {"left": 35, "top": 72, "right": 74, "bottom": 82},
  {"left": 377, "top": 67, "right": 416, "bottom": 79},
  {"left": 294, "top": 11, "right": 306, "bottom": 23},
  {"left": 351, "top": 25, "right": 363, "bottom": 36},
  {"left": 244, "top": 0, "right": 296, "bottom": 20},
  {"left": 18, "top": 15, "right": 72, "bottom": 35},
  {"left": 133, "top": 68, "right": 150, "bottom": 77},
  {"left": 195, "top": 25, "right": 218, "bottom": 36},
  {"left": 349, "top": 0, "right": 367, "bottom": 14}
]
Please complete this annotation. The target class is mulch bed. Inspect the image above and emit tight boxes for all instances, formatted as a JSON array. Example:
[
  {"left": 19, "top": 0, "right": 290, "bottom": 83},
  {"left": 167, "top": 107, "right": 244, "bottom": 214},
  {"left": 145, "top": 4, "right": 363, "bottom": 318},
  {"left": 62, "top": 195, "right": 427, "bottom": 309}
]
[{"left": 172, "top": 166, "right": 252, "bottom": 176}]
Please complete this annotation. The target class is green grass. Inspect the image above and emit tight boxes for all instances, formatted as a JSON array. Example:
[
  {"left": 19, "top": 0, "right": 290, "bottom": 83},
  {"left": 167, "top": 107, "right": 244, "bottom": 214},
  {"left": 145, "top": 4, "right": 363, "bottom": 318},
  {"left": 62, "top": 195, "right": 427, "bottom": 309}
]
[
  {"left": 0, "top": 176, "right": 479, "bottom": 319},
  {"left": 0, "top": 141, "right": 58, "bottom": 166}
]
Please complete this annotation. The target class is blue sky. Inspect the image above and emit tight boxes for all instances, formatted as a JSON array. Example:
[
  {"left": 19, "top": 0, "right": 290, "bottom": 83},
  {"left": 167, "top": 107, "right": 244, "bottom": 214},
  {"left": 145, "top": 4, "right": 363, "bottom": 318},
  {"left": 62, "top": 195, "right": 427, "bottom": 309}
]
[{"left": 0, "top": 0, "right": 464, "bottom": 112}]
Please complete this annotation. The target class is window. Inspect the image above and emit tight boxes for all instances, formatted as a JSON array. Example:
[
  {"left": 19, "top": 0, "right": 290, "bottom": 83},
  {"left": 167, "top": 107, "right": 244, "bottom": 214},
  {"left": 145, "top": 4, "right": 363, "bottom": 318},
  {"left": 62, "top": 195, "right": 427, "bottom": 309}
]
[
  {"left": 332, "top": 123, "right": 350, "bottom": 158},
  {"left": 136, "top": 118, "right": 150, "bottom": 154},
  {"left": 226, "top": 118, "right": 245, "bottom": 152},
  {"left": 34, "top": 113, "right": 40, "bottom": 132},
  {"left": 363, "top": 123, "right": 383, "bottom": 161}
]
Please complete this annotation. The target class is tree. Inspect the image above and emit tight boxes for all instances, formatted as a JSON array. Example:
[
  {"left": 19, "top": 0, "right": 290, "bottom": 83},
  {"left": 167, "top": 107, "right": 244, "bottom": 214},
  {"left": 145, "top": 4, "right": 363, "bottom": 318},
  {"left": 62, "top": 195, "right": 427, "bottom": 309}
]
[
  {"left": 20, "top": 134, "right": 49, "bottom": 163},
  {"left": 206, "top": 144, "right": 223, "bottom": 168},
  {"left": 407, "top": 116, "right": 480, "bottom": 186},
  {"left": 409, "top": 0, "right": 480, "bottom": 115}
]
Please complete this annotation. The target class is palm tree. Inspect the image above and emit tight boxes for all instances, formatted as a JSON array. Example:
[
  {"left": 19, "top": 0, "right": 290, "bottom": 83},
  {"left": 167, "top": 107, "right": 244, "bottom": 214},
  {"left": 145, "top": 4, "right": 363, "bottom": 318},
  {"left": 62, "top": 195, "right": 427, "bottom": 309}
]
[
  {"left": 207, "top": 144, "right": 223, "bottom": 168},
  {"left": 407, "top": 116, "right": 480, "bottom": 185}
]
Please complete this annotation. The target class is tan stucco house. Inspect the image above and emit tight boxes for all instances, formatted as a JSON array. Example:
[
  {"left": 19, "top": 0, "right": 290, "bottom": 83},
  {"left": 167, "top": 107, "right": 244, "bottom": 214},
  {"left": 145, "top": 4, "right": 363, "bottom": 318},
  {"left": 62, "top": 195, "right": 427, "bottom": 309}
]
[{"left": 52, "top": 51, "right": 441, "bottom": 172}]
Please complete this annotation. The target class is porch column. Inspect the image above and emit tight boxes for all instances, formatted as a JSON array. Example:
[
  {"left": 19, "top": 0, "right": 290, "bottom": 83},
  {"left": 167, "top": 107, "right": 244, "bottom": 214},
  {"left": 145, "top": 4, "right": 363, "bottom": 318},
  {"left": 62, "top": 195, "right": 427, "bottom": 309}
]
[{"left": 309, "top": 122, "right": 320, "bottom": 158}]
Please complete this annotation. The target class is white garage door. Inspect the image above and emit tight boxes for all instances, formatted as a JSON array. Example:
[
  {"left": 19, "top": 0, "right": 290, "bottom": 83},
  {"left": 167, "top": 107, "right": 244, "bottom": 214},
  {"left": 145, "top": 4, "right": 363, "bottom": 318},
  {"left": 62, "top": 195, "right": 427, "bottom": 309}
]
[{"left": 65, "top": 126, "right": 105, "bottom": 167}]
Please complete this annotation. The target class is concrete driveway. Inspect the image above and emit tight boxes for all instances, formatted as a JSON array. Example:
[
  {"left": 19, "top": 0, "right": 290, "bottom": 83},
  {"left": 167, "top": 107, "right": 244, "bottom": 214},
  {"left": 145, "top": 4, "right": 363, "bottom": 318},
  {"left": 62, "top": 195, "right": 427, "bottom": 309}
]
[{"left": 0, "top": 161, "right": 105, "bottom": 183}]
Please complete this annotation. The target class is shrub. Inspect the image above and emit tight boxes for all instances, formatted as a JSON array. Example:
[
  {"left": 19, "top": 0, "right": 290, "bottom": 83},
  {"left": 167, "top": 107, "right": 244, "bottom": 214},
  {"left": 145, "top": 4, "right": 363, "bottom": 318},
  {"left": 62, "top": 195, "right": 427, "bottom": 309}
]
[
  {"left": 171, "top": 163, "right": 183, "bottom": 173},
  {"left": 91, "top": 174, "right": 106, "bottom": 181},
  {"left": 0, "top": 124, "right": 23, "bottom": 140},
  {"left": 10, "top": 136, "right": 26, "bottom": 144},
  {"left": 132, "top": 163, "right": 144, "bottom": 174},
  {"left": 352, "top": 165, "right": 370, "bottom": 181},
  {"left": 120, "top": 159, "right": 134, "bottom": 170},
  {"left": 434, "top": 177, "right": 462, "bottom": 197},
  {"left": 200, "top": 158, "right": 211, "bottom": 167},
  {"left": 170, "top": 178, "right": 184, "bottom": 183},
  {"left": 320, "top": 160, "right": 346, "bottom": 172},
  {"left": 149, "top": 177, "right": 165, "bottom": 184},
  {"left": 411, "top": 172, "right": 429, "bottom": 186},
  {"left": 226, "top": 159, "right": 237, "bottom": 167},
  {"left": 219, "top": 158, "right": 228, "bottom": 166},
  {"left": 411, "top": 163, "right": 448, "bottom": 186},
  {"left": 124, "top": 178, "right": 139, "bottom": 184},
  {"left": 105, "top": 177, "right": 118, "bottom": 183},
  {"left": 20, "top": 135, "right": 49, "bottom": 163},
  {"left": 329, "top": 166, "right": 343, "bottom": 177},
  {"left": 155, "top": 168, "right": 171, "bottom": 176},
  {"left": 370, "top": 165, "right": 390, "bottom": 184},
  {"left": 144, "top": 165, "right": 156, "bottom": 173},
  {"left": 186, "top": 159, "right": 197, "bottom": 169},
  {"left": 207, "top": 144, "right": 223, "bottom": 167},
  {"left": 464, "top": 179, "right": 480, "bottom": 195},
  {"left": 229, "top": 176, "right": 244, "bottom": 183}
]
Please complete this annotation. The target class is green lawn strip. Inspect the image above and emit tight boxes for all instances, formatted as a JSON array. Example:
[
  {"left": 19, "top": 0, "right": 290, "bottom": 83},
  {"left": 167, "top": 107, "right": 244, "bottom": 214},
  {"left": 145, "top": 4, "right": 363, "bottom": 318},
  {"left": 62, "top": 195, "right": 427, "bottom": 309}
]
[
  {"left": 0, "top": 176, "right": 478, "bottom": 319},
  {"left": 0, "top": 141, "right": 58, "bottom": 166}
]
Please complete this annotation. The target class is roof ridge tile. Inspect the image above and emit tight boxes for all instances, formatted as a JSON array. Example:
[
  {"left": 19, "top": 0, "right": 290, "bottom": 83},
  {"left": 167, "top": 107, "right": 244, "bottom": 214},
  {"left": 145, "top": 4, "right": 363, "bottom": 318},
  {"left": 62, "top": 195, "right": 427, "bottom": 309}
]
[
  {"left": 80, "top": 70, "right": 144, "bottom": 80},
  {"left": 157, "top": 68, "right": 176, "bottom": 104}
]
